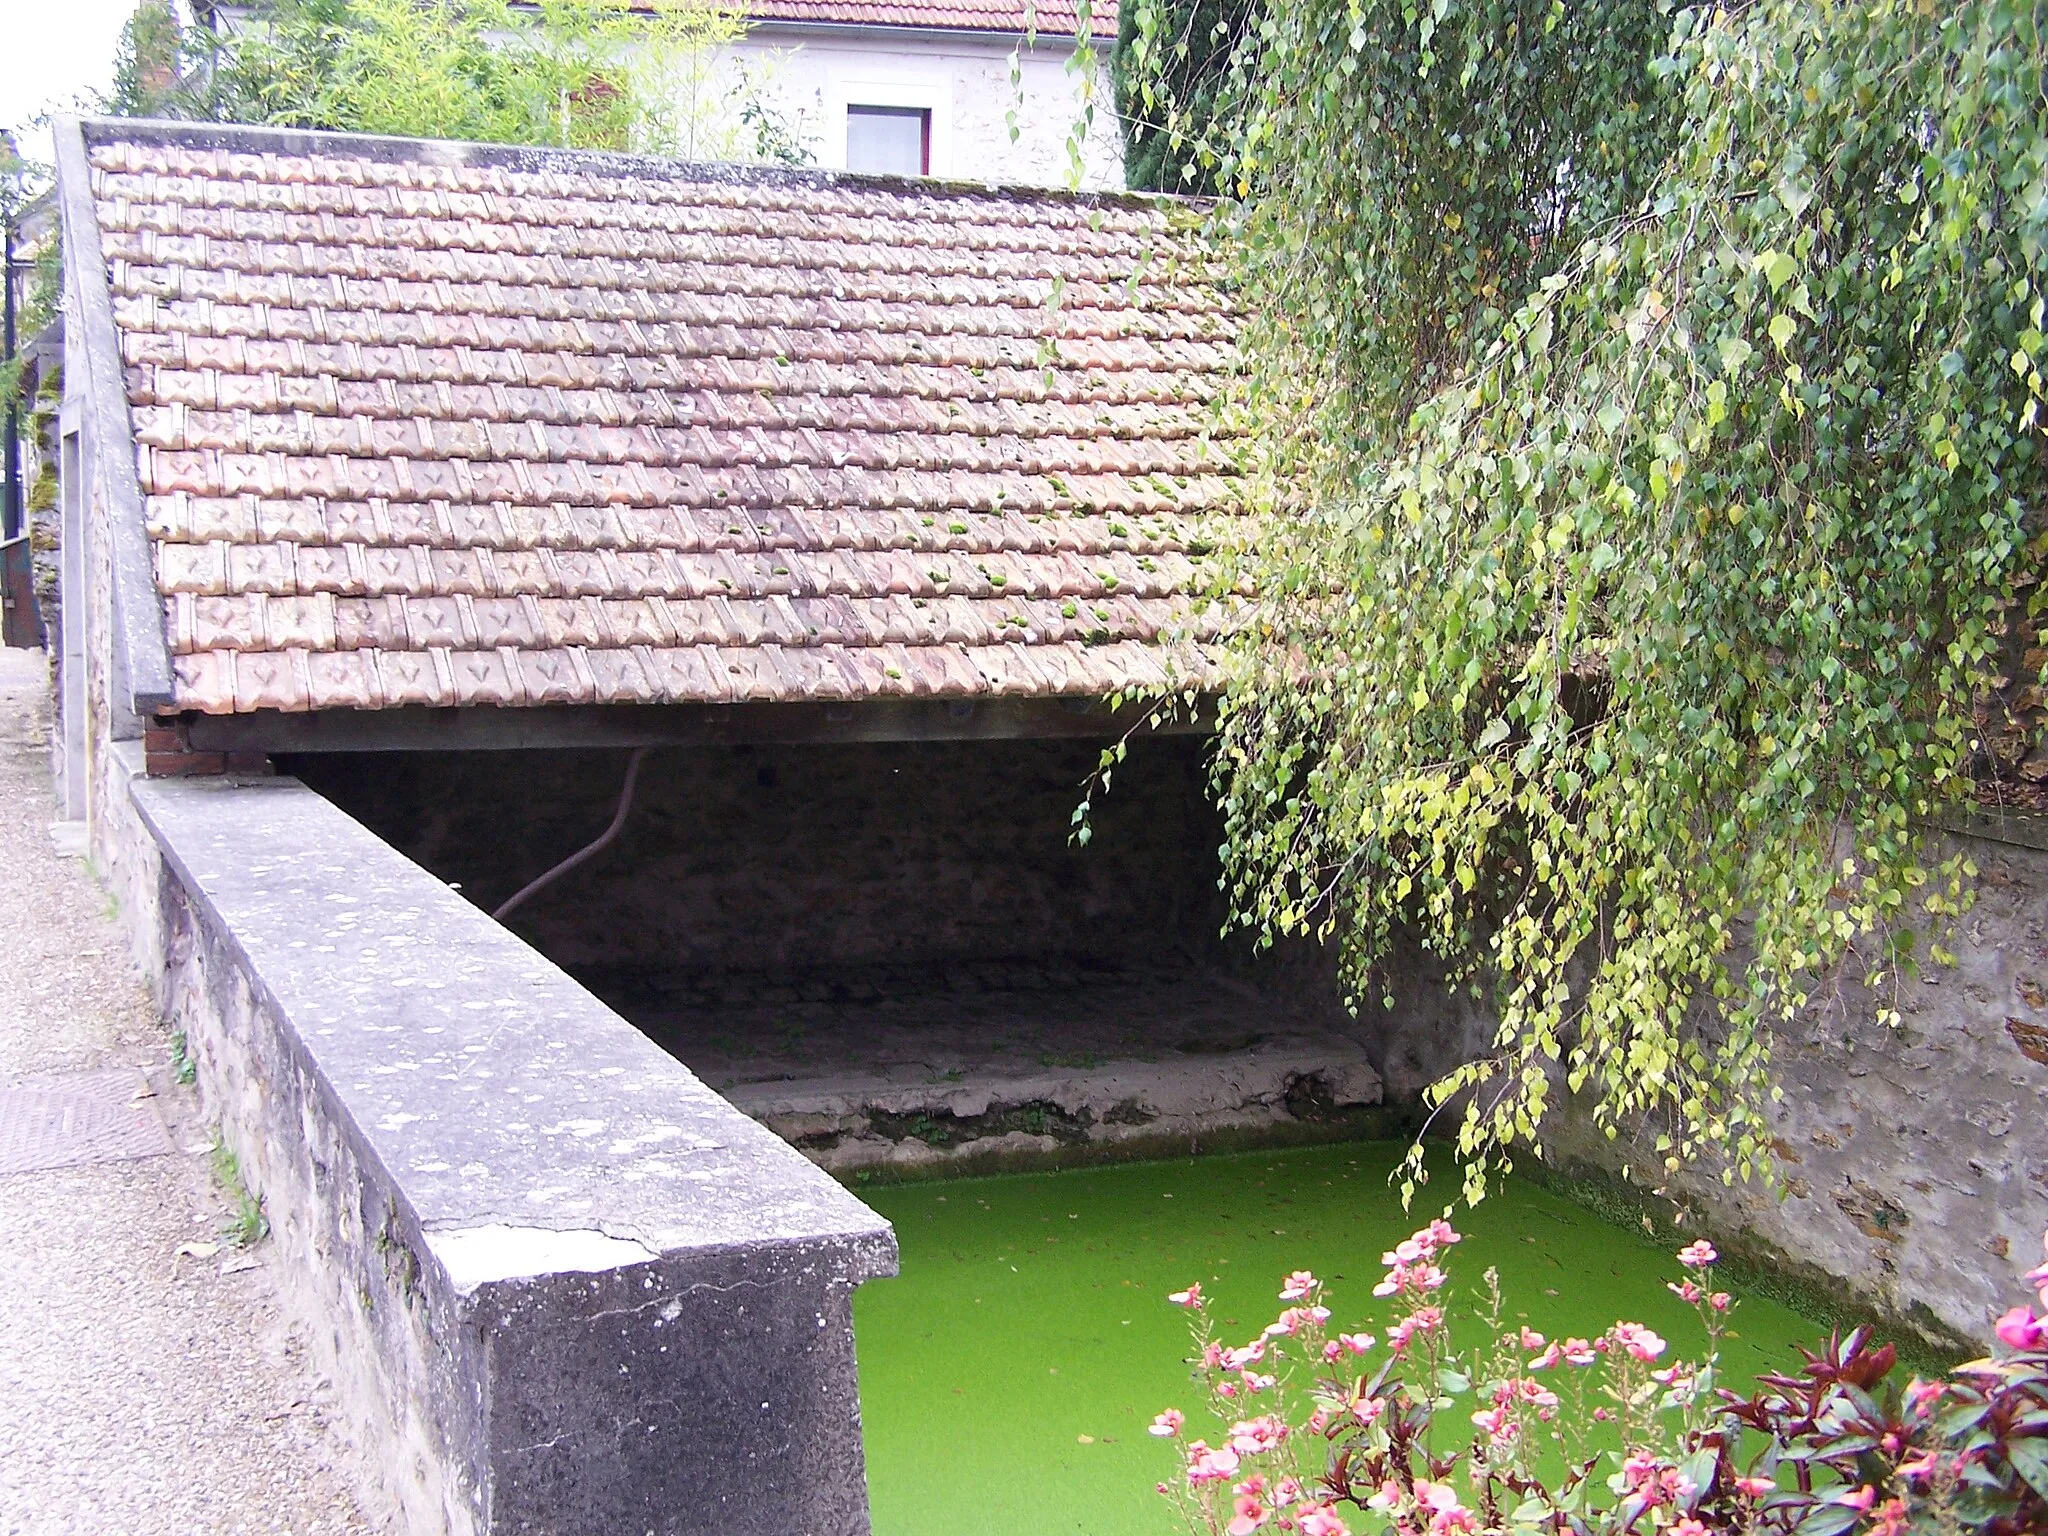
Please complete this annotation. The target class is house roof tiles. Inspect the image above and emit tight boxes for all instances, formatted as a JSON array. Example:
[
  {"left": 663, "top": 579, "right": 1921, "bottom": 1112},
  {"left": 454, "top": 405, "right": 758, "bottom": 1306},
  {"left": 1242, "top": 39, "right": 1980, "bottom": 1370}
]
[
  {"left": 741, "top": 0, "right": 1118, "bottom": 39},
  {"left": 84, "top": 126, "right": 1236, "bottom": 715}
]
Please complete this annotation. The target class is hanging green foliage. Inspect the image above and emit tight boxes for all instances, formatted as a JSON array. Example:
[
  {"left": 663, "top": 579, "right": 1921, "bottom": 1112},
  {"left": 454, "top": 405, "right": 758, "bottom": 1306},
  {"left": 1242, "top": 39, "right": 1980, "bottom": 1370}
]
[
  {"left": 1118, "top": 0, "right": 2048, "bottom": 1199},
  {"left": 1111, "top": 0, "right": 1255, "bottom": 193}
]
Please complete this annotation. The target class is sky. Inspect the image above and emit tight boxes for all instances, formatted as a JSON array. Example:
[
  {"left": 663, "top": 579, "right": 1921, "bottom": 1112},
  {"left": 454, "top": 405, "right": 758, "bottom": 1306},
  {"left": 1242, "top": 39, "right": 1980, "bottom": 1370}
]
[{"left": 4, "top": 0, "right": 143, "bottom": 171}]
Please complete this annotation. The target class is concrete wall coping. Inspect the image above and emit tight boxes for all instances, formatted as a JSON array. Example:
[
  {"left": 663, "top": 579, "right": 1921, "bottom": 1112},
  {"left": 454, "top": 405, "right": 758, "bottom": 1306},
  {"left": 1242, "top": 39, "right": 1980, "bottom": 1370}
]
[{"left": 129, "top": 772, "right": 897, "bottom": 1289}]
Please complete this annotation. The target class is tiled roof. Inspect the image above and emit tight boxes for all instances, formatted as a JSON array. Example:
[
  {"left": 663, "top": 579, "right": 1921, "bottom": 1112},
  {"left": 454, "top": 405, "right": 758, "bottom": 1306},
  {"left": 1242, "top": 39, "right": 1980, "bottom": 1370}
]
[
  {"left": 742, "top": 0, "right": 1119, "bottom": 38},
  {"left": 83, "top": 127, "right": 1240, "bottom": 716}
]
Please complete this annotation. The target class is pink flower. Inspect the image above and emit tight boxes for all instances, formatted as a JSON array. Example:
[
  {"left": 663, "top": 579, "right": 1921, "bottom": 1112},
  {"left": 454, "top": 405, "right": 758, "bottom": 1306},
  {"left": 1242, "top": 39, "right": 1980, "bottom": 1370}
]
[
  {"left": 1273, "top": 1477, "right": 1304, "bottom": 1508},
  {"left": 1527, "top": 1342, "right": 1563, "bottom": 1371},
  {"left": 1203, "top": 1342, "right": 1225, "bottom": 1369},
  {"left": 1733, "top": 1475, "right": 1775, "bottom": 1498},
  {"left": 1519, "top": 1327, "right": 1547, "bottom": 1349},
  {"left": 1562, "top": 1337, "right": 1598, "bottom": 1365},
  {"left": 1611, "top": 1321, "right": 1667, "bottom": 1362},
  {"left": 1221, "top": 1342, "right": 1268, "bottom": 1371},
  {"left": 1903, "top": 1379, "right": 1945, "bottom": 1418},
  {"left": 1871, "top": 1496, "right": 1910, "bottom": 1536},
  {"left": 1240, "top": 1370, "right": 1276, "bottom": 1393},
  {"left": 1262, "top": 1305, "right": 1329, "bottom": 1339},
  {"left": 1994, "top": 1306, "right": 2046, "bottom": 1352},
  {"left": 1337, "top": 1331, "right": 1375, "bottom": 1356},
  {"left": 1349, "top": 1394, "right": 1385, "bottom": 1428},
  {"left": 1709, "top": 1292, "right": 1731, "bottom": 1311},
  {"left": 1186, "top": 1441, "right": 1241, "bottom": 1484},
  {"left": 1415, "top": 1480, "right": 1474, "bottom": 1534},
  {"left": 1470, "top": 1404, "right": 1515, "bottom": 1442},
  {"left": 1670, "top": 1520, "right": 1708, "bottom": 1536},
  {"left": 1228, "top": 1477, "right": 1270, "bottom": 1536},
  {"left": 1149, "top": 1409, "right": 1184, "bottom": 1438},
  {"left": 1365, "top": 1480, "right": 1403, "bottom": 1513},
  {"left": 1516, "top": 1379, "right": 1559, "bottom": 1410},
  {"left": 1895, "top": 1452, "right": 1940, "bottom": 1485},
  {"left": 1677, "top": 1239, "right": 1719, "bottom": 1269},
  {"left": 1424, "top": 1218, "right": 1462, "bottom": 1248},
  {"left": 1832, "top": 1485, "right": 1877, "bottom": 1513},
  {"left": 1385, "top": 1307, "right": 1441, "bottom": 1354},
  {"left": 1229, "top": 1416, "right": 1287, "bottom": 1455},
  {"left": 1279, "top": 1270, "right": 1319, "bottom": 1300},
  {"left": 1299, "top": 1508, "right": 1350, "bottom": 1536},
  {"left": 2025, "top": 1230, "right": 2048, "bottom": 1305},
  {"left": 1169, "top": 1283, "right": 1205, "bottom": 1309},
  {"left": 1667, "top": 1279, "right": 1702, "bottom": 1304}
]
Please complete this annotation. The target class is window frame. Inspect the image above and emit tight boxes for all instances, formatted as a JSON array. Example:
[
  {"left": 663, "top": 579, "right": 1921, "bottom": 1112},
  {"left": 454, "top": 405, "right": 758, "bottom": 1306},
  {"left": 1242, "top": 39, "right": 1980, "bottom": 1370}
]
[{"left": 844, "top": 103, "right": 932, "bottom": 178}]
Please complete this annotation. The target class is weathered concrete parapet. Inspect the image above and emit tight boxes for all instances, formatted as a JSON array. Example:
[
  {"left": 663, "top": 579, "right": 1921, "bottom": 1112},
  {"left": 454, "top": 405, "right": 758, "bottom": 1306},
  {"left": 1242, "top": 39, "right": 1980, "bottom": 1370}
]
[{"left": 121, "top": 771, "right": 897, "bottom": 1536}]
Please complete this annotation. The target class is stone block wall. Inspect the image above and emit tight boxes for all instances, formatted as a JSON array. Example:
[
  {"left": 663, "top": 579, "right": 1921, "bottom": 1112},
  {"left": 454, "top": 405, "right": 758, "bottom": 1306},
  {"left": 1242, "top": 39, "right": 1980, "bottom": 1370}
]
[
  {"left": 282, "top": 731, "right": 2047, "bottom": 1349},
  {"left": 287, "top": 734, "right": 1256, "bottom": 981},
  {"left": 1613, "top": 823, "right": 2046, "bottom": 1349},
  {"left": 92, "top": 752, "right": 899, "bottom": 1536},
  {"left": 1372, "top": 821, "right": 2048, "bottom": 1352}
]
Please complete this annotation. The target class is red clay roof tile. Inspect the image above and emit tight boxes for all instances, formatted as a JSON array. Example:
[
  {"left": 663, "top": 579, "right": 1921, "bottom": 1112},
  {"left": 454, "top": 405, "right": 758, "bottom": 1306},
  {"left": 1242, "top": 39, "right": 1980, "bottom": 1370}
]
[
  {"left": 89, "top": 128, "right": 1236, "bottom": 714},
  {"left": 739, "top": 0, "right": 1117, "bottom": 38}
]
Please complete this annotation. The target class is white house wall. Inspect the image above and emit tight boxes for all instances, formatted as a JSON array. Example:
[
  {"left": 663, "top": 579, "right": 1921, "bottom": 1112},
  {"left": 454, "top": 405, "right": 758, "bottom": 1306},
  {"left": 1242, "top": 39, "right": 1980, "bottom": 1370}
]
[{"left": 714, "top": 26, "right": 1125, "bottom": 189}]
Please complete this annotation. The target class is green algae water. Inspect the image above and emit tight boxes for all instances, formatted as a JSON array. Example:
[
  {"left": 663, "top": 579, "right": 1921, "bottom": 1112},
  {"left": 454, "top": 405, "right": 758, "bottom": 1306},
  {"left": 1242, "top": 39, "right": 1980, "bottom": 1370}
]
[{"left": 851, "top": 1143, "right": 1826, "bottom": 1536}]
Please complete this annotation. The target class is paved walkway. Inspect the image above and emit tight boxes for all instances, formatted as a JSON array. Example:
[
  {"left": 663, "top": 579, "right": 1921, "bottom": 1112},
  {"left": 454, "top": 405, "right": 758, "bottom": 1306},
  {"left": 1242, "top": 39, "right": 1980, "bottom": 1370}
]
[{"left": 0, "top": 649, "right": 383, "bottom": 1535}]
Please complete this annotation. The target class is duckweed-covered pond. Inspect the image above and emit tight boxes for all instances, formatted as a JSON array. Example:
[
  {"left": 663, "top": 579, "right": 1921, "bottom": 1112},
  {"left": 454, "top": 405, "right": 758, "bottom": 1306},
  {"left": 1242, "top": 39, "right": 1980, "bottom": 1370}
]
[{"left": 852, "top": 1143, "right": 1826, "bottom": 1536}]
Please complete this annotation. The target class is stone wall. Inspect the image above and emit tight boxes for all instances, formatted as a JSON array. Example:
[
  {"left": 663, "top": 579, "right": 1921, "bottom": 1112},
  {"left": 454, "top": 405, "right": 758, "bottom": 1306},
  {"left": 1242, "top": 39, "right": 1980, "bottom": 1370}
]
[
  {"left": 1607, "top": 822, "right": 2045, "bottom": 1350},
  {"left": 1372, "top": 820, "right": 2048, "bottom": 1353},
  {"left": 286, "top": 734, "right": 2048, "bottom": 1349},
  {"left": 91, "top": 750, "right": 899, "bottom": 1536},
  {"left": 286, "top": 734, "right": 1254, "bottom": 982}
]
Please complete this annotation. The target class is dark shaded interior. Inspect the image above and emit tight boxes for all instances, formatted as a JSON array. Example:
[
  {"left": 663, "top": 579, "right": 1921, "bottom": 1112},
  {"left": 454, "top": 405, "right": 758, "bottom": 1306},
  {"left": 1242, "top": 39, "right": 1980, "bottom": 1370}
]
[{"left": 282, "top": 734, "right": 1351, "bottom": 1089}]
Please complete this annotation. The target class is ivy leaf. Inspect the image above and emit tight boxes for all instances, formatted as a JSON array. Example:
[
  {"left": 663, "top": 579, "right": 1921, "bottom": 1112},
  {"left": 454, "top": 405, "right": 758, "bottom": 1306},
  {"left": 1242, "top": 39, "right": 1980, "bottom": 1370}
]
[{"left": 1768, "top": 314, "right": 1797, "bottom": 351}]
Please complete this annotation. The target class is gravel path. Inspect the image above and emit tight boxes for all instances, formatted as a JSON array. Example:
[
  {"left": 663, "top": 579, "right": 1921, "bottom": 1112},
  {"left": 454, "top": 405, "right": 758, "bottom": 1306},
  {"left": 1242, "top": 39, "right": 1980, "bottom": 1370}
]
[{"left": 0, "top": 649, "right": 386, "bottom": 1536}]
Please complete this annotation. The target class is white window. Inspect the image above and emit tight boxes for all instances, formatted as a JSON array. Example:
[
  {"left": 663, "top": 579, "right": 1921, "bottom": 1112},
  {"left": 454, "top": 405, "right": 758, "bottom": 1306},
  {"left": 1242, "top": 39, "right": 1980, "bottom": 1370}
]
[
  {"left": 845, "top": 105, "right": 930, "bottom": 177},
  {"left": 821, "top": 70, "right": 952, "bottom": 178}
]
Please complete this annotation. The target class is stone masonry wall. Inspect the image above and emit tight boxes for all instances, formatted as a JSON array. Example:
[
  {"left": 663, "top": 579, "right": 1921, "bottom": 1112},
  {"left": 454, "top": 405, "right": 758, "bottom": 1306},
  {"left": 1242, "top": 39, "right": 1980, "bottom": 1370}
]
[
  {"left": 286, "top": 734, "right": 1244, "bottom": 979},
  {"left": 93, "top": 752, "right": 497, "bottom": 1534},
  {"left": 93, "top": 755, "right": 900, "bottom": 1536},
  {"left": 287, "top": 734, "right": 2047, "bottom": 1348},
  {"left": 1375, "top": 823, "right": 2048, "bottom": 1351}
]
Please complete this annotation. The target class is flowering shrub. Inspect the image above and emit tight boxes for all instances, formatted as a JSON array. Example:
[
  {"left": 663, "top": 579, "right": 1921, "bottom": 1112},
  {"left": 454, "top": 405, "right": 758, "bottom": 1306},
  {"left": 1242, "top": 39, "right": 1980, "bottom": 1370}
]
[{"left": 1153, "top": 1226, "right": 2048, "bottom": 1535}]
